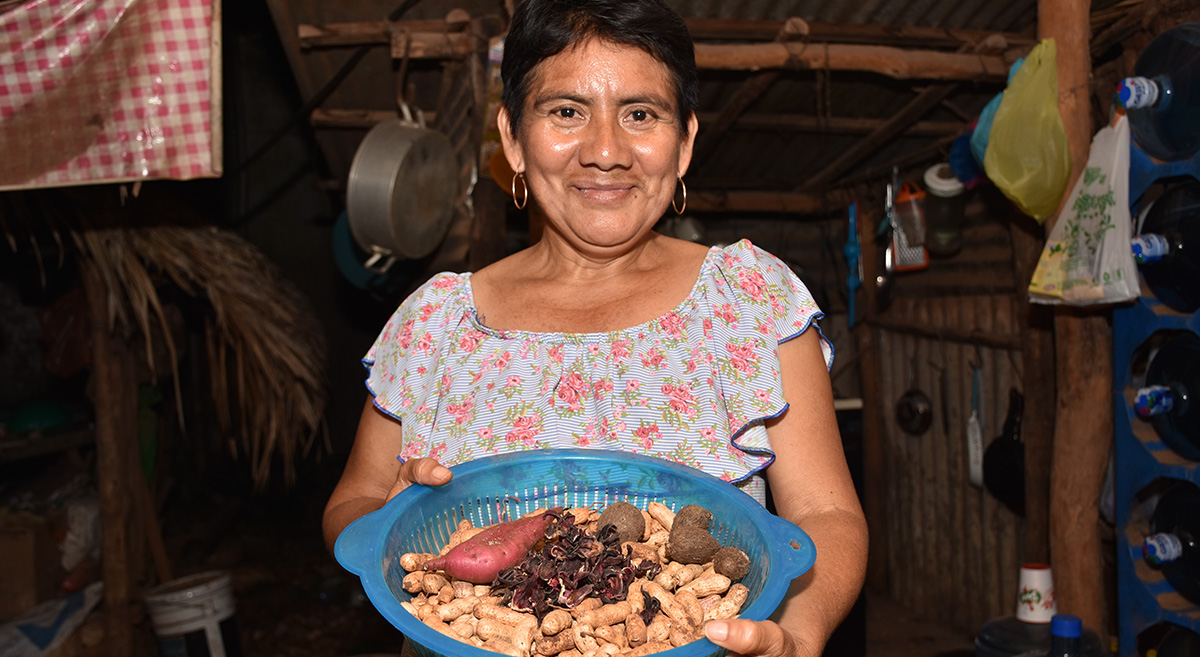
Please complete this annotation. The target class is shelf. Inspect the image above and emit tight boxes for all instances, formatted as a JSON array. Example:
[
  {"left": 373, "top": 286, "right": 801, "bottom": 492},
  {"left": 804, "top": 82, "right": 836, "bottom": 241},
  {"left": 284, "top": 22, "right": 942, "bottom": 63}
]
[{"left": 0, "top": 427, "right": 95, "bottom": 463}]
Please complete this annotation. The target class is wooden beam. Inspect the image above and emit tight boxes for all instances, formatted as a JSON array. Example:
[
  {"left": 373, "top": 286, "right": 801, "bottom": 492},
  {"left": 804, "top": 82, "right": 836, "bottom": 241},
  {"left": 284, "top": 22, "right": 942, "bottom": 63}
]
[
  {"left": 83, "top": 261, "right": 139, "bottom": 657},
  {"left": 1009, "top": 211, "right": 1055, "bottom": 565},
  {"left": 298, "top": 19, "right": 467, "bottom": 48},
  {"left": 298, "top": 23, "right": 472, "bottom": 59},
  {"left": 685, "top": 18, "right": 1036, "bottom": 50},
  {"left": 799, "top": 84, "right": 957, "bottom": 191},
  {"left": 690, "top": 20, "right": 804, "bottom": 171},
  {"left": 693, "top": 43, "right": 1011, "bottom": 80},
  {"left": 856, "top": 201, "right": 890, "bottom": 595},
  {"left": 687, "top": 189, "right": 840, "bottom": 214},
  {"left": 867, "top": 317, "right": 1022, "bottom": 350},
  {"left": 695, "top": 112, "right": 965, "bottom": 136}
]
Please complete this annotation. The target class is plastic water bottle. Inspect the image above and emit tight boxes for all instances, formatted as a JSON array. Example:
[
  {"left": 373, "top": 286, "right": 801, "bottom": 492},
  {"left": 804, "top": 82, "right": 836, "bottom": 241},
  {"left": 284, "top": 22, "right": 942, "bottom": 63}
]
[
  {"left": 1143, "top": 479, "right": 1200, "bottom": 606},
  {"left": 1134, "top": 332, "right": 1200, "bottom": 461},
  {"left": 1130, "top": 177, "right": 1200, "bottom": 314},
  {"left": 1117, "top": 22, "right": 1200, "bottom": 161}
]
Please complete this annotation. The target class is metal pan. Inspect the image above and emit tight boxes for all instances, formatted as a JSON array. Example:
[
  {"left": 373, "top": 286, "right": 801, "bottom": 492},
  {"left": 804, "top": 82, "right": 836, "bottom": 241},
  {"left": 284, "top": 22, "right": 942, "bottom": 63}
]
[{"left": 346, "top": 119, "right": 458, "bottom": 270}]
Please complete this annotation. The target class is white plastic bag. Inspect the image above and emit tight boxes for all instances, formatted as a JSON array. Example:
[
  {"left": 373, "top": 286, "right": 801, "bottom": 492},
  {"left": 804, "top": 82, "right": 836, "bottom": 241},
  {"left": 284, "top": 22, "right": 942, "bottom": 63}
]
[{"left": 1028, "top": 114, "right": 1139, "bottom": 305}]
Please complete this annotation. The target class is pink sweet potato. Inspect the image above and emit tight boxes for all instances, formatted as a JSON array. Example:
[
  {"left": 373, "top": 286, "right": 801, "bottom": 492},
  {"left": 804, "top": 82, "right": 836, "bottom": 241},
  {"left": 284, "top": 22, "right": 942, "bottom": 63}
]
[{"left": 424, "top": 509, "right": 559, "bottom": 584}]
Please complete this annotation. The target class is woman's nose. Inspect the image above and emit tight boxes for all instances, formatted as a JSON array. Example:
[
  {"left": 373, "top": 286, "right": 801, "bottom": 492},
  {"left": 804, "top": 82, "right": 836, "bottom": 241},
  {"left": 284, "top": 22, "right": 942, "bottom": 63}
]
[{"left": 579, "top": 116, "right": 632, "bottom": 170}]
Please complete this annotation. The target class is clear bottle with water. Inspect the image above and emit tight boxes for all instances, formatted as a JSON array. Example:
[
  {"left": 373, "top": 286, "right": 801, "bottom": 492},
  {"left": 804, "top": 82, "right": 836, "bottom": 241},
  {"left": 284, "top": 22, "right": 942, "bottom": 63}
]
[
  {"left": 1130, "top": 177, "right": 1200, "bottom": 314},
  {"left": 1143, "top": 480, "right": 1200, "bottom": 606},
  {"left": 1134, "top": 332, "right": 1200, "bottom": 461},
  {"left": 1117, "top": 22, "right": 1200, "bottom": 161}
]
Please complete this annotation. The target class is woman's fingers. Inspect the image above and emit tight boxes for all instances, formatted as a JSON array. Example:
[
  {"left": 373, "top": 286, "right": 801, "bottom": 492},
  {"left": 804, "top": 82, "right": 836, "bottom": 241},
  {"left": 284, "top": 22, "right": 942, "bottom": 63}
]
[
  {"left": 385, "top": 458, "right": 452, "bottom": 501},
  {"left": 704, "top": 619, "right": 804, "bottom": 657}
]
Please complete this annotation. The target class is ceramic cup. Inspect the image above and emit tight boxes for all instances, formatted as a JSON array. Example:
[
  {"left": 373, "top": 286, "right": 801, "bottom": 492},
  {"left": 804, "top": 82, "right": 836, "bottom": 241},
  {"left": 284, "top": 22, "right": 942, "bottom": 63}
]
[{"left": 1015, "top": 563, "right": 1057, "bottom": 622}]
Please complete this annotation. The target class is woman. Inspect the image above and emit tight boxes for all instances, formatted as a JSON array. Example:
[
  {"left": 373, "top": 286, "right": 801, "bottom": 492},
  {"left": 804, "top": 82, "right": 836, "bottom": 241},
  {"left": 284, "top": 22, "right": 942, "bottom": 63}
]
[{"left": 323, "top": 1, "right": 868, "bottom": 655}]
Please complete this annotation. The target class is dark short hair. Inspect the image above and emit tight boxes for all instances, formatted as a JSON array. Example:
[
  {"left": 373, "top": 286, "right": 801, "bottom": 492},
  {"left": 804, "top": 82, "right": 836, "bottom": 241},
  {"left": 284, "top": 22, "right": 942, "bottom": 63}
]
[{"left": 501, "top": 0, "right": 698, "bottom": 138}]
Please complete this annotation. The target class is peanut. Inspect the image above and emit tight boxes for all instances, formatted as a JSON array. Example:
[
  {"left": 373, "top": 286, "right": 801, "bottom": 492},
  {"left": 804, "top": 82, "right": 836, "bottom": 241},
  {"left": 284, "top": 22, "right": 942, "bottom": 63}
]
[
  {"left": 400, "top": 552, "right": 435, "bottom": 572},
  {"left": 541, "top": 609, "right": 573, "bottom": 636},
  {"left": 624, "top": 613, "right": 647, "bottom": 647},
  {"left": 577, "top": 601, "right": 631, "bottom": 629},
  {"left": 536, "top": 629, "right": 576, "bottom": 655},
  {"left": 704, "top": 583, "right": 749, "bottom": 621},
  {"left": 402, "top": 571, "right": 425, "bottom": 593},
  {"left": 646, "top": 502, "right": 675, "bottom": 531}
]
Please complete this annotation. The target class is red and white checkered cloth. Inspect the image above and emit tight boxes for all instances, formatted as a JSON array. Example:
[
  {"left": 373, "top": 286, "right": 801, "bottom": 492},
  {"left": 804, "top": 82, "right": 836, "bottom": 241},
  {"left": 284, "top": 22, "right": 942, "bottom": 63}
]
[{"left": 0, "top": 0, "right": 221, "bottom": 190}]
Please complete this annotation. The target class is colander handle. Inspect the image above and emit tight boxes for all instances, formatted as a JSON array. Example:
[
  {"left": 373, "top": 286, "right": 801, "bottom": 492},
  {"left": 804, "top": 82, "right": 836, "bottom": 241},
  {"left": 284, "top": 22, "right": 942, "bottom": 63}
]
[
  {"left": 764, "top": 513, "right": 818, "bottom": 581},
  {"left": 334, "top": 505, "right": 393, "bottom": 577}
]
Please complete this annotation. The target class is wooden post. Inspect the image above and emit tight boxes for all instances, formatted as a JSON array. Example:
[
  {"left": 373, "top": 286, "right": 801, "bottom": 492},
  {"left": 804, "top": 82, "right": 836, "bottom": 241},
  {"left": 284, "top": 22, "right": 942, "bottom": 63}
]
[
  {"left": 1008, "top": 212, "right": 1055, "bottom": 564},
  {"left": 854, "top": 200, "right": 889, "bottom": 594},
  {"left": 83, "top": 260, "right": 141, "bottom": 656},
  {"left": 1039, "top": 0, "right": 1111, "bottom": 634}
]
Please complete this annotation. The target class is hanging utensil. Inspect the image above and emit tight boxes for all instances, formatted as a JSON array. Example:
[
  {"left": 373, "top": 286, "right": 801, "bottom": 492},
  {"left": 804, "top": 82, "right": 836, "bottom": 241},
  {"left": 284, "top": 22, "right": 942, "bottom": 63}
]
[
  {"left": 983, "top": 388, "right": 1026, "bottom": 515},
  {"left": 895, "top": 357, "right": 933, "bottom": 436},
  {"left": 966, "top": 361, "right": 984, "bottom": 488}
]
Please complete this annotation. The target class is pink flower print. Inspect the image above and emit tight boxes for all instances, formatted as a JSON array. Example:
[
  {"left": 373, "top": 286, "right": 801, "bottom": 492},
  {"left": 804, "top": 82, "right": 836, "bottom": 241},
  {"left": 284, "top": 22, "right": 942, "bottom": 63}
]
[
  {"left": 685, "top": 358, "right": 697, "bottom": 374},
  {"left": 548, "top": 344, "right": 564, "bottom": 364},
  {"left": 771, "top": 294, "right": 786, "bottom": 318},
  {"left": 757, "top": 320, "right": 773, "bottom": 336},
  {"left": 641, "top": 349, "right": 664, "bottom": 369},
  {"left": 417, "top": 366, "right": 427, "bottom": 375},
  {"left": 738, "top": 270, "right": 768, "bottom": 301},
  {"left": 587, "top": 343, "right": 601, "bottom": 356},
  {"left": 495, "top": 351, "right": 512, "bottom": 369},
  {"left": 432, "top": 276, "right": 457, "bottom": 290},
  {"left": 429, "top": 443, "right": 447, "bottom": 461},
  {"left": 726, "top": 342, "right": 758, "bottom": 373},
  {"left": 419, "top": 303, "right": 436, "bottom": 321},
  {"left": 557, "top": 372, "right": 588, "bottom": 411},
  {"left": 722, "top": 252, "right": 739, "bottom": 269},
  {"left": 440, "top": 374, "right": 453, "bottom": 391},
  {"left": 666, "top": 383, "right": 698, "bottom": 417},
  {"left": 398, "top": 320, "right": 415, "bottom": 349},
  {"left": 702, "top": 318, "right": 713, "bottom": 332},
  {"left": 700, "top": 427, "right": 717, "bottom": 441},
  {"left": 754, "top": 389, "right": 771, "bottom": 404},
  {"left": 447, "top": 396, "right": 474, "bottom": 424},
  {"left": 714, "top": 303, "right": 738, "bottom": 325},
  {"left": 611, "top": 339, "right": 631, "bottom": 360},
  {"left": 458, "top": 330, "right": 485, "bottom": 353},
  {"left": 720, "top": 473, "right": 733, "bottom": 482},
  {"left": 659, "top": 312, "right": 685, "bottom": 339},
  {"left": 625, "top": 379, "right": 641, "bottom": 393},
  {"left": 634, "top": 424, "right": 660, "bottom": 450},
  {"left": 505, "top": 375, "right": 522, "bottom": 389},
  {"left": 416, "top": 332, "right": 433, "bottom": 354},
  {"left": 479, "top": 426, "right": 493, "bottom": 441}
]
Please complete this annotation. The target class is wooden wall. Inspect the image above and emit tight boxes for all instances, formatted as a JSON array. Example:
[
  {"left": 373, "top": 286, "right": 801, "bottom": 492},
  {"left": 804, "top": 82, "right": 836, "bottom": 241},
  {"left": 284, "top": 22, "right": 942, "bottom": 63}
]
[{"left": 864, "top": 210, "right": 1032, "bottom": 632}]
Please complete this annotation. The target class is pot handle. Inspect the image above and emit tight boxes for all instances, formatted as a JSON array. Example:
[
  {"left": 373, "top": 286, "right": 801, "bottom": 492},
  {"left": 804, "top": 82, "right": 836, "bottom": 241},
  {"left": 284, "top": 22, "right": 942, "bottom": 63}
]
[{"left": 334, "top": 506, "right": 392, "bottom": 577}]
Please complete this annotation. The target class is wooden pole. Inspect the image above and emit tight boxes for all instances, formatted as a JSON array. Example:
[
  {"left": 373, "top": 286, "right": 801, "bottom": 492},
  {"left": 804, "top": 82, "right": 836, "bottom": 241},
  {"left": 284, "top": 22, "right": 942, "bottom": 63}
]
[
  {"left": 1038, "top": 0, "right": 1111, "bottom": 635},
  {"left": 1008, "top": 212, "right": 1055, "bottom": 565},
  {"left": 83, "top": 260, "right": 139, "bottom": 656},
  {"left": 855, "top": 201, "right": 889, "bottom": 594}
]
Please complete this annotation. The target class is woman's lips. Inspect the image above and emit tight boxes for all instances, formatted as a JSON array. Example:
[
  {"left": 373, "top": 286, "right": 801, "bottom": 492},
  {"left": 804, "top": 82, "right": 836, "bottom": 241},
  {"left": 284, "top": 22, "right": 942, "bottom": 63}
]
[{"left": 575, "top": 183, "right": 634, "bottom": 203}]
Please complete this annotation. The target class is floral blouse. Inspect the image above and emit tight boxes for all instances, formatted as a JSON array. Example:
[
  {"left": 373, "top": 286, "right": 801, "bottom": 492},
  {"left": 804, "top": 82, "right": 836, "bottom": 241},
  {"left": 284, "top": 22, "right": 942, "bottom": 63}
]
[{"left": 363, "top": 239, "right": 832, "bottom": 504}]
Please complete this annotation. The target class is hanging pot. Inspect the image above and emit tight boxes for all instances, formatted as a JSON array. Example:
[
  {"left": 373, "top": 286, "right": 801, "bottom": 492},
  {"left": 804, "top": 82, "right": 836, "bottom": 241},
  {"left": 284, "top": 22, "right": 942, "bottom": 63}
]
[
  {"left": 895, "top": 387, "right": 933, "bottom": 435},
  {"left": 346, "top": 119, "right": 459, "bottom": 272},
  {"left": 983, "top": 388, "right": 1026, "bottom": 516}
]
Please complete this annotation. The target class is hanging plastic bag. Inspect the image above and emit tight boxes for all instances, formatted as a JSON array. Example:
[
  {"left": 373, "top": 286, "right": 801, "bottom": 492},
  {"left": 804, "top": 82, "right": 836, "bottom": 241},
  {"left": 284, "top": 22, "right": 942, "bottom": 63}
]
[
  {"left": 970, "top": 56, "right": 1025, "bottom": 169},
  {"left": 1028, "top": 114, "right": 1138, "bottom": 305},
  {"left": 984, "top": 39, "right": 1072, "bottom": 222}
]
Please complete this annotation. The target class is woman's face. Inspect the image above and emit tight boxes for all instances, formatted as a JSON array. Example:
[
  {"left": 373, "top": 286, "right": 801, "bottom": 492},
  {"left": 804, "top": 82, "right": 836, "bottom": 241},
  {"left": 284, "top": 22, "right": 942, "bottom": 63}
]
[{"left": 499, "top": 39, "right": 698, "bottom": 253}]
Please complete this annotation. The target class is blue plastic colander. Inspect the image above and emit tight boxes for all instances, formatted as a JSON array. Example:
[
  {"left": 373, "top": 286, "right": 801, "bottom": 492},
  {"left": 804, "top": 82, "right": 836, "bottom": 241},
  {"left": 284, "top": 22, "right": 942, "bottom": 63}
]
[{"left": 335, "top": 449, "right": 816, "bottom": 657}]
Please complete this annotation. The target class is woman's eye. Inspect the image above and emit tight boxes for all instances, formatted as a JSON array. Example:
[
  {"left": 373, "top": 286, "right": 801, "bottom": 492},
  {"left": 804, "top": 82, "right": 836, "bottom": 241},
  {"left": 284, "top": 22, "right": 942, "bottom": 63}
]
[
  {"left": 554, "top": 107, "right": 577, "bottom": 119},
  {"left": 631, "top": 109, "right": 649, "bottom": 122}
]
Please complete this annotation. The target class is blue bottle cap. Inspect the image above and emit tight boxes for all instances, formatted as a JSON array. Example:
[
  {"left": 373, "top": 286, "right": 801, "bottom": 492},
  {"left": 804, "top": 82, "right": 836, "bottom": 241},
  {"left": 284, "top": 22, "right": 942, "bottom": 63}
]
[{"left": 1050, "top": 614, "right": 1082, "bottom": 638}]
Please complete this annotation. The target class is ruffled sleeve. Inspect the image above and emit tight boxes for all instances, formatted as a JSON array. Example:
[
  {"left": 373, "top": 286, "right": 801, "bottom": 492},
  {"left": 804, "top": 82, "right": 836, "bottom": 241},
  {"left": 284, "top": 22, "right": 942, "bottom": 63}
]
[
  {"left": 703, "top": 240, "right": 833, "bottom": 470},
  {"left": 362, "top": 273, "right": 471, "bottom": 428}
]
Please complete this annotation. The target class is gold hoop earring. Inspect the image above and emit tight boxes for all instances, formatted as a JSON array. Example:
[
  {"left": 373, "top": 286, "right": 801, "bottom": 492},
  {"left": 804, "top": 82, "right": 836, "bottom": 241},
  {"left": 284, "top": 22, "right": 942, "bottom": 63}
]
[
  {"left": 672, "top": 177, "right": 687, "bottom": 215},
  {"left": 511, "top": 172, "right": 528, "bottom": 210}
]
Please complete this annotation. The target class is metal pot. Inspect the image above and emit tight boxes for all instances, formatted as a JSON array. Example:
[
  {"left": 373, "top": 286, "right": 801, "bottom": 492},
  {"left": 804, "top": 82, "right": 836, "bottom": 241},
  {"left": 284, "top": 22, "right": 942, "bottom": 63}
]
[
  {"left": 895, "top": 387, "right": 933, "bottom": 435},
  {"left": 346, "top": 119, "right": 458, "bottom": 271}
]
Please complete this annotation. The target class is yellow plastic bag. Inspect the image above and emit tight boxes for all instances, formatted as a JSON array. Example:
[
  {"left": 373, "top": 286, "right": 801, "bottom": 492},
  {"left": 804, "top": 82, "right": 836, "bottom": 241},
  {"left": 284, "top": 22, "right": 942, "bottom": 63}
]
[{"left": 983, "top": 39, "right": 1072, "bottom": 222}]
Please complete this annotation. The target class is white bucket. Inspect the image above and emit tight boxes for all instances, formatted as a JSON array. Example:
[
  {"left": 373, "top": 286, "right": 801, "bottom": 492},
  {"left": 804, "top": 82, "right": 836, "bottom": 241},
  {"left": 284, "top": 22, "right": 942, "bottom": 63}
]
[{"left": 144, "top": 570, "right": 242, "bottom": 657}]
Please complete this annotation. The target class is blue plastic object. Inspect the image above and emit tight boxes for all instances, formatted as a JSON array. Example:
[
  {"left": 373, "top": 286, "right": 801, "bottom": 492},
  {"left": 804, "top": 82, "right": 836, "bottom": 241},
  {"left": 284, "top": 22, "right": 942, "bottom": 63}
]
[
  {"left": 843, "top": 202, "right": 861, "bottom": 329},
  {"left": 336, "top": 448, "right": 817, "bottom": 657},
  {"left": 1051, "top": 615, "right": 1083, "bottom": 639}
]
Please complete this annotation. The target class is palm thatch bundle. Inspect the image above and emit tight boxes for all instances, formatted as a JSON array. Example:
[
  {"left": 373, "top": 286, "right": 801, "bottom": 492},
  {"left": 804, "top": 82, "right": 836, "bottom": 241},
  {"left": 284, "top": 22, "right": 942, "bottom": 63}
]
[{"left": 73, "top": 222, "right": 328, "bottom": 488}]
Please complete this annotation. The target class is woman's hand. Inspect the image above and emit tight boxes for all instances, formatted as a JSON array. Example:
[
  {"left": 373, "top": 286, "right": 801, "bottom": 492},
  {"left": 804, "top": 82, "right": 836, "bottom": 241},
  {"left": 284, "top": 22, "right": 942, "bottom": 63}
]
[
  {"left": 704, "top": 619, "right": 820, "bottom": 657},
  {"left": 385, "top": 457, "right": 452, "bottom": 502}
]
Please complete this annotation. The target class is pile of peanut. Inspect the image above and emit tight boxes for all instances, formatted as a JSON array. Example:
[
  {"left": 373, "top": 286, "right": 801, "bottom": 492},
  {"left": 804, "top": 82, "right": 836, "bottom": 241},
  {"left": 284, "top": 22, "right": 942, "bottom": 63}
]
[{"left": 398, "top": 501, "right": 750, "bottom": 657}]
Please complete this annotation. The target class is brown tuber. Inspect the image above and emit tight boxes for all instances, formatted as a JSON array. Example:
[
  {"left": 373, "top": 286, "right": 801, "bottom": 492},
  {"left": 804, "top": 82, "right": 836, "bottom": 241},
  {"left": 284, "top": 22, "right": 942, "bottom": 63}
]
[
  {"left": 671, "top": 504, "right": 713, "bottom": 530},
  {"left": 712, "top": 545, "right": 751, "bottom": 580},
  {"left": 666, "top": 525, "right": 720, "bottom": 564},
  {"left": 597, "top": 501, "right": 645, "bottom": 544}
]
